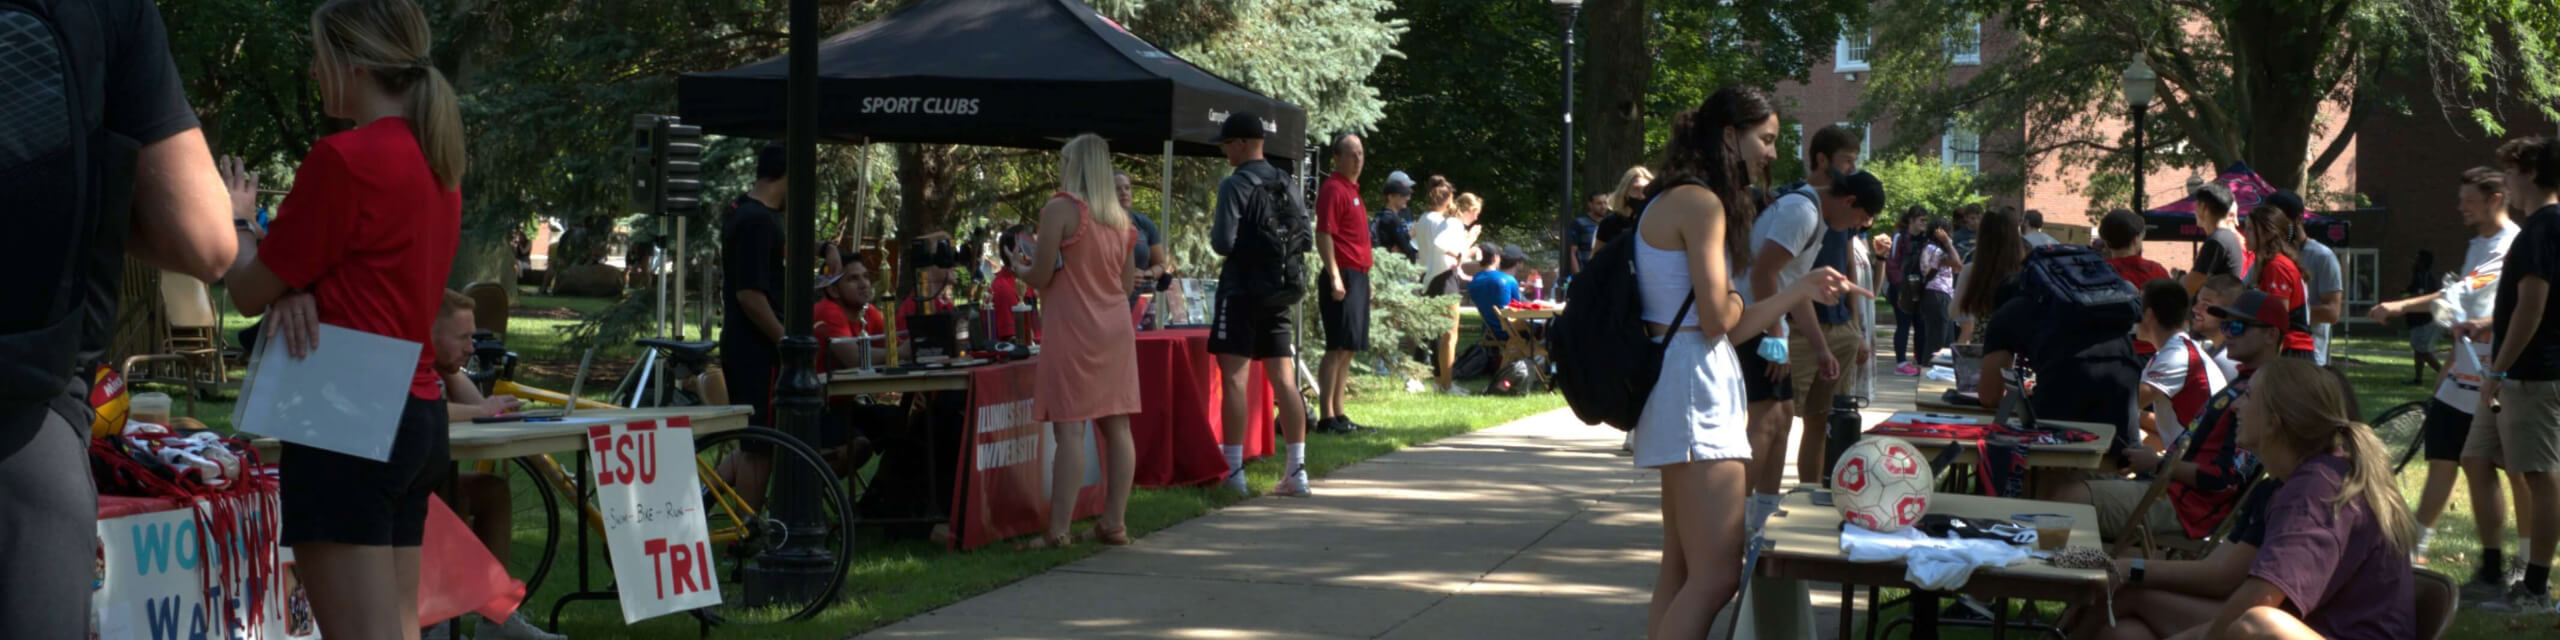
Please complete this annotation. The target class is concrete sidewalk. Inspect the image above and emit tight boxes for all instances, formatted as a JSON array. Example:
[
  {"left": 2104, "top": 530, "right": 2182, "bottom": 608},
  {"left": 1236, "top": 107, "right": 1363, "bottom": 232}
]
[{"left": 861, "top": 342, "right": 1933, "bottom": 639}]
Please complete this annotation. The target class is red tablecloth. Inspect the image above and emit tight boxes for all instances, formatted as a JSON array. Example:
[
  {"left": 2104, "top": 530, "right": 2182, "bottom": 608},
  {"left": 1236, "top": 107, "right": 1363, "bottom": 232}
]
[{"left": 1131, "top": 329, "right": 1275, "bottom": 487}]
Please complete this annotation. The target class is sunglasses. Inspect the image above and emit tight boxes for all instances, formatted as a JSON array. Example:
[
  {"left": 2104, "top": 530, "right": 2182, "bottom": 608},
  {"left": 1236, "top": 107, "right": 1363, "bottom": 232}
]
[{"left": 2222, "top": 320, "right": 2263, "bottom": 338}]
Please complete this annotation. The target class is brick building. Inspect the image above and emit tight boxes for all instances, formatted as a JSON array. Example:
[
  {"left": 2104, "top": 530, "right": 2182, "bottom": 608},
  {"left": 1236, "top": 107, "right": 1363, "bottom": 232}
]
[{"left": 1774, "top": 17, "right": 2551, "bottom": 330}]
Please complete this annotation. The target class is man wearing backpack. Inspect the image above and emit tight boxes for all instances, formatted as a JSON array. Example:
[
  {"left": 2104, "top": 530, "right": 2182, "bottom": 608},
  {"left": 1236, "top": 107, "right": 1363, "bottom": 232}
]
[
  {"left": 1742, "top": 125, "right": 1859, "bottom": 501},
  {"left": 2, "top": 0, "right": 241, "bottom": 635},
  {"left": 1207, "top": 111, "right": 1313, "bottom": 497},
  {"left": 1789, "top": 171, "right": 1885, "bottom": 487}
]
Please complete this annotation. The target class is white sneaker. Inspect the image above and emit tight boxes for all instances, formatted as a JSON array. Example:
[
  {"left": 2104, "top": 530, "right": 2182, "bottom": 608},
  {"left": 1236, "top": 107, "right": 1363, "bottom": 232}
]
[
  {"left": 423, "top": 620, "right": 473, "bottom": 640},
  {"left": 1223, "top": 470, "right": 1251, "bottom": 496},
  {"left": 1274, "top": 470, "right": 1312, "bottom": 497},
  {"left": 479, "top": 612, "right": 566, "bottom": 640},
  {"left": 1620, "top": 431, "right": 1634, "bottom": 453},
  {"left": 1440, "top": 384, "right": 1473, "bottom": 397}
]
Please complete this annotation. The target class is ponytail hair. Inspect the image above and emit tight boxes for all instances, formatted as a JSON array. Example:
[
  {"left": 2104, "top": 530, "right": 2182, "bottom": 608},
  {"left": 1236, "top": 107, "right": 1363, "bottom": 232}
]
[
  {"left": 1653, "top": 86, "right": 1776, "bottom": 260},
  {"left": 313, "top": 0, "right": 467, "bottom": 191},
  {"left": 2248, "top": 360, "right": 2419, "bottom": 554}
]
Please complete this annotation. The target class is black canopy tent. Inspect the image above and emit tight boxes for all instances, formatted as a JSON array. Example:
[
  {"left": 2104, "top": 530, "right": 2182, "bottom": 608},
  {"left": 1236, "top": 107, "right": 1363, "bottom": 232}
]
[{"left": 676, "top": 0, "right": 1307, "bottom": 164}]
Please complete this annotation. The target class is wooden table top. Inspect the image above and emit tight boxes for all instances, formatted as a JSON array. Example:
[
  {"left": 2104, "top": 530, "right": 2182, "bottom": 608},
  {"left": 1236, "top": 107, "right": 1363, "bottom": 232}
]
[
  {"left": 251, "top": 405, "right": 755, "bottom": 462},
  {"left": 824, "top": 367, "right": 975, "bottom": 396},
  {"left": 1758, "top": 490, "right": 2108, "bottom": 603}
]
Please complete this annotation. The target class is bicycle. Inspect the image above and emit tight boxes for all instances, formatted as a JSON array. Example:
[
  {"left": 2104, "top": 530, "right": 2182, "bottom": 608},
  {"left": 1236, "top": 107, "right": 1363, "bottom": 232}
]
[{"left": 463, "top": 336, "right": 853, "bottom": 626}]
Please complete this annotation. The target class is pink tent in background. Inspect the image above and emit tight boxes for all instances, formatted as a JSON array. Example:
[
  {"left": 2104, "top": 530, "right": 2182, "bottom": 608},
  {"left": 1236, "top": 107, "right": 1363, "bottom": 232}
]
[{"left": 2139, "top": 162, "right": 2349, "bottom": 244}]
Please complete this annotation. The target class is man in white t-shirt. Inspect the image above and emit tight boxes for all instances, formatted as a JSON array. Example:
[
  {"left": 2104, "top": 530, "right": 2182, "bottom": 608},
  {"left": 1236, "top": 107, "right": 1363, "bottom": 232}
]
[
  {"left": 2135, "top": 280, "right": 2231, "bottom": 455},
  {"left": 2368, "top": 167, "right": 2529, "bottom": 597},
  {"left": 1743, "top": 125, "right": 1859, "bottom": 513}
]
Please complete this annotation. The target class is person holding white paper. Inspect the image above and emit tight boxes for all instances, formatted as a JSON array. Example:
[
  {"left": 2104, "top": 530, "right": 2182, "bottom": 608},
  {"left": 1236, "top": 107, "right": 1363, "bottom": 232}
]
[{"left": 220, "top": 1, "right": 466, "bottom": 638}]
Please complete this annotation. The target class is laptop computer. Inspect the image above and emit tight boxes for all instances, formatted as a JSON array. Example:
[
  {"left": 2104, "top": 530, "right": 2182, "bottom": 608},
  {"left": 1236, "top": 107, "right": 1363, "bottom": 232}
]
[{"left": 488, "top": 348, "right": 594, "bottom": 420}]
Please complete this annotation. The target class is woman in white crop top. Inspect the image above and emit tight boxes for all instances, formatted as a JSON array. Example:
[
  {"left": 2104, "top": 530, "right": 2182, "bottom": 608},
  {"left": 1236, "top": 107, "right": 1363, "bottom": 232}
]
[{"left": 1633, "top": 87, "right": 1863, "bottom": 640}]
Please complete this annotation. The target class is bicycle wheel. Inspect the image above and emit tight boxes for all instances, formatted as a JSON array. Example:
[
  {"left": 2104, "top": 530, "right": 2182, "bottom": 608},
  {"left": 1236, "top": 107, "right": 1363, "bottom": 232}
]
[
  {"left": 502, "top": 457, "right": 562, "bottom": 598},
  {"left": 688, "top": 427, "right": 853, "bottom": 625},
  {"left": 2372, "top": 400, "right": 2429, "bottom": 474}
]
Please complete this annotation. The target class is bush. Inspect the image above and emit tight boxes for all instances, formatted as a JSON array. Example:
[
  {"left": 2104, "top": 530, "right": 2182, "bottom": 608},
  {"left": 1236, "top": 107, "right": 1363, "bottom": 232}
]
[
  {"left": 1294, "top": 249, "right": 1447, "bottom": 382},
  {"left": 1864, "top": 155, "right": 1987, "bottom": 228}
]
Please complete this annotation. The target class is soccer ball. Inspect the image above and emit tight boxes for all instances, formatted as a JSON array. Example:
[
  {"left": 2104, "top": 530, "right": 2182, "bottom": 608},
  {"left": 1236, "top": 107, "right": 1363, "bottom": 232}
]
[{"left": 1830, "top": 436, "right": 1934, "bottom": 533}]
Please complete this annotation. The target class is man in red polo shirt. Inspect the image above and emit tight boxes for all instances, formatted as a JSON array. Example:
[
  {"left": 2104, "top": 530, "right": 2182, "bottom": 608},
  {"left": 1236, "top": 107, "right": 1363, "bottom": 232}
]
[{"left": 1315, "top": 133, "right": 1375, "bottom": 435}]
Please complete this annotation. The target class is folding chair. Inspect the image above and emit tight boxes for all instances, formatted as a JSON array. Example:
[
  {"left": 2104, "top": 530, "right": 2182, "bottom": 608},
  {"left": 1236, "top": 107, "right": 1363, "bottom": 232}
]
[
  {"left": 2412, "top": 568, "right": 2457, "bottom": 640},
  {"left": 2109, "top": 468, "right": 2263, "bottom": 560},
  {"left": 1494, "top": 312, "right": 1549, "bottom": 389},
  {"left": 122, "top": 272, "right": 231, "bottom": 414},
  {"left": 462, "top": 281, "right": 512, "bottom": 341}
]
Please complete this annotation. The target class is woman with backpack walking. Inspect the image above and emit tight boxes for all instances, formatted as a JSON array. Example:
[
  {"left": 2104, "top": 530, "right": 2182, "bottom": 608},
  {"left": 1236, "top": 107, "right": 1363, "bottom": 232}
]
[{"left": 1630, "top": 86, "right": 1862, "bottom": 640}]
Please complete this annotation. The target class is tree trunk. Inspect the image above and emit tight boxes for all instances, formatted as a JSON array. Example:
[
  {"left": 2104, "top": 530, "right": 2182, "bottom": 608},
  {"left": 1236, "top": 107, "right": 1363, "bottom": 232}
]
[
  {"left": 895, "top": 143, "right": 962, "bottom": 238},
  {"left": 1580, "top": 0, "right": 1648, "bottom": 206},
  {"left": 2228, "top": 0, "right": 2343, "bottom": 191}
]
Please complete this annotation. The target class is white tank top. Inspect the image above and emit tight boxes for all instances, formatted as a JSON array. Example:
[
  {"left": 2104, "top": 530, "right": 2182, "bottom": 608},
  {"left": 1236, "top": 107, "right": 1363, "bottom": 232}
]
[{"left": 1635, "top": 199, "right": 1699, "bottom": 328}]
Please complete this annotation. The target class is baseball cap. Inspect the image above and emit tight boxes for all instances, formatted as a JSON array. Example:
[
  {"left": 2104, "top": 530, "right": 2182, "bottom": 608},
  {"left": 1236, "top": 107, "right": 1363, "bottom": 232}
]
[
  {"left": 1385, "top": 170, "right": 1413, "bottom": 187},
  {"left": 1218, "top": 112, "right": 1266, "bottom": 142},
  {"left": 1501, "top": 244, "right": 1531, "bottom": 264},
  {"left": 1383, "top": 180, "right": 1412, "bottom": 195},
  {"left": 2266, "top": 190, "right": 2307, "bottom": 220},
  {"left": 1834, "top": 171, "right": 1886, "bottom": 217},
  {"left": 756, "top": 142, "right": 788, "bottom": 180},
  {"left": 2208, "top": 289, "right": 2290, "bottom": 329},
  {"left": 2190, "top": 182, "right": 2234, "bottom": 214}
]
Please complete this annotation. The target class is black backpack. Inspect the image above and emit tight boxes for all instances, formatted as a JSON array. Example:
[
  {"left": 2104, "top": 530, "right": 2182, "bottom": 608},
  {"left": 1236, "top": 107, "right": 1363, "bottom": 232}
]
[
  {"left": 1548, "top": 198, "right": 1693, "bottom": 432},
  {"left": 1, "top": 0, "right": 131, "bottom": 406},
  {"left": 2018, "top": 244, "right": 2141, "bottom": 330},
  {"left": 1230, "top": 167, "right": 1312, "bottom": 307},
  {"left": 1897, "top": 235, "right": 1932, "bottom": 308}
]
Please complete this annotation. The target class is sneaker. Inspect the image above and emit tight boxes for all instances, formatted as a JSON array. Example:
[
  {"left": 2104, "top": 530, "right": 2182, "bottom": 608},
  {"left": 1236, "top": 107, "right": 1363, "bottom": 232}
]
[
  {"left": 1273, "top": 470, "right": 1312, "bottom": 497},
  {"left": 1222, "top": 470, "right": 1251, "bottom": 496},
  {"left": 2477, "top": 585, "right": 2553, "bottom": 613},
  {"left": 479, "top": 613, "right": 566, "bottom": 640},
  {"left": 1441, "top": 384, "right": 1473, "bottom": 397},
  {"left": 2463, "top": 573, "right": 2512, "bottom": 604},
  {"left": 1621, "top": 431, "right": 1635, "bottom": 453},
  {"left": 1895, "top": 363, "right": 1921, "bottom": 376},
  {"left": 1336, "top": 418, "right": 1377, "bottom": 433}
]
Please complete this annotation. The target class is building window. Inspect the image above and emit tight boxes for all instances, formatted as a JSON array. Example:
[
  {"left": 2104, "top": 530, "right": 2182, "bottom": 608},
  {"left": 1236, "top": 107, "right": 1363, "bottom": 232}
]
[
  {"left": 1834, "top": 121, "right": 1871, "bottom": 159},
  {"left": 1941, "top": 122, "right": 1980, "bottom": 173},
  {"left": 2340, "top": 247, "right": 2381, "bottom": 321},
  {"left": 1837, "top": 25, "right": 1872, "bottom": 72},
  {"left": 1947, "top": 21, "right": 1981, "bottom": 65}
]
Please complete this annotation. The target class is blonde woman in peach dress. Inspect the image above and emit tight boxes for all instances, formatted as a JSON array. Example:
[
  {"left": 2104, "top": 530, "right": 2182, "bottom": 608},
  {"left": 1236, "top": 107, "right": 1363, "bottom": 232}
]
[{"left": 1013, "top": 133, "right": 1143, "bottom": 549}]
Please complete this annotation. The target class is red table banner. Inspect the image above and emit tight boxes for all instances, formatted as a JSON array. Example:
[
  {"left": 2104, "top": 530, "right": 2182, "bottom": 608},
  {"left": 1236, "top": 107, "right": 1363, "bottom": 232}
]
[
  {"left": 1130, "top": 329, "right": 1273, "bottom": 487},
  {"left": 952, "top": 361, "right": 1105, "bottom": 550}
]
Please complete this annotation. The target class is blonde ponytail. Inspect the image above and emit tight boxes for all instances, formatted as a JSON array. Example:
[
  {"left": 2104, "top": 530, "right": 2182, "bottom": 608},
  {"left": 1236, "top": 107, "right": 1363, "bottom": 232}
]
[
  {"left": 413, "top": 66, "right": 466, "bottom": 190},
  {"left": 2250, "top": 360, "right": 2419, "bottom": 554},
  {"left": 313, "top": 0, "right": 464, "bottom": 190}
]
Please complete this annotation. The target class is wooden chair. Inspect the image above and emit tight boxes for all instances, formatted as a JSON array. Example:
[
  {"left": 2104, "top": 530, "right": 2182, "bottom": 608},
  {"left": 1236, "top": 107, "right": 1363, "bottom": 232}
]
[
  {"left": 462, "top": 281, "right": 511, "bottom": 341},
  {"left": 2412, "top": 568, "right": 2457, "bottom": 640},
  {"left": 122, "top": 272, "right": 230, "bottom": 414},
  {"left": 1493, "top": 312, "right": 1548, "bottom": 387}
]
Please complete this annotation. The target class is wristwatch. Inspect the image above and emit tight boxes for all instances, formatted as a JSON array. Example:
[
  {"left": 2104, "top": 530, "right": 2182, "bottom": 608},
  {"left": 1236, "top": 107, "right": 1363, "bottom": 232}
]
[{"left": 2129, "top": 558, "right": 2147, "bottom": 585}]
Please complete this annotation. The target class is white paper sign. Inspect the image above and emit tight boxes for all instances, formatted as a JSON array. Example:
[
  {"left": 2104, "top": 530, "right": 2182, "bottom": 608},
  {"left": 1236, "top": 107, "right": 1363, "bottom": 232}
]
[
  {"left": 587, "top": 417, "right": 723, "bottom": 622},
  {"left": 232, "top": 323, "right": 422, "bottom": 461},
  {"left": 96, "top": 504, "right": 290, "bottom": 640}
]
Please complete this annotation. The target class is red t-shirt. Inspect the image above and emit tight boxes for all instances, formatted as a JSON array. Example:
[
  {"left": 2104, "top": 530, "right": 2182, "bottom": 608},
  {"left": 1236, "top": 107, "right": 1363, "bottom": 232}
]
[
  {"left": 1315, "top": 172, "right": 1371, "bottom": 273},
  {"left": 2106, "top": 255, "right": 2171, "bottom": 288},
  {"left": 261, "top": 118, "right": 461, "bottom": 400},
  {"left": 2255, "top": 254, "right": 2316, "bottom": 352},
  {"left": 989, "top": 270, "right": 1041, "bottom": 342},
  {"left": 812, "top": 301, "right": 884, "bottom": 370}
]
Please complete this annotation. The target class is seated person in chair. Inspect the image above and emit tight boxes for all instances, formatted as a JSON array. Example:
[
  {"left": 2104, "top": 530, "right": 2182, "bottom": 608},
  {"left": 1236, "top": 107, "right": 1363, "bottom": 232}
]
[
  {"left": 428, "top": 291, "right": 564, "bottom": 640},
  {"left": 1468, "top": 244, "right": 1533, "bottom": 341},
  {"left": 2078, "top": 482, "right": 2278, "bottom": 640},
  {"left": 2052, "top": 290, "right": 2291, "bottom": 545},
  {"left": 813, "top": 261, "right": 891, "bottom": 476}
]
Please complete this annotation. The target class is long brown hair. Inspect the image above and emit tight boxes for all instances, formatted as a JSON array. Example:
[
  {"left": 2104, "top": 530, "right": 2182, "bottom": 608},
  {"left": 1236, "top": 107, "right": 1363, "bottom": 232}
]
[
  {"left": 2245, "top": 204, "right": 2299, "bottom": 269},
  {"left": 313, "top": 0, "right": 466, "bottom": 190},
  {"left": 1420, "top": 175, "right": 1455, "bottom": 212},
  {"left": 1650, "top": 85, "right": 1776, "bottom": 260},
  {"left": 2246, "top": 360, "right": 2418, "bottom": 553},
  {"left": 1954, "top": 207, "right": 2027, "bottom": 317}
]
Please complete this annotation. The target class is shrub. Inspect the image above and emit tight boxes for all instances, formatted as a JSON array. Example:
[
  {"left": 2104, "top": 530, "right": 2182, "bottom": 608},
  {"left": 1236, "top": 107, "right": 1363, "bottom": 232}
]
[{"left": 1293, "top": 249, "right": 1446, "bottom": 382}]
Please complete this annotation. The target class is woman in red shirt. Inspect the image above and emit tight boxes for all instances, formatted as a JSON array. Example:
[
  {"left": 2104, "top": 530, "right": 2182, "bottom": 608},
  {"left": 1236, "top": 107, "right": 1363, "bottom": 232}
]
[
  {"left": 218, "top": 1, "right": 465, "bottom": 637},
  {"left": 2244, "top": 205, "right": 2319, "bottom": 357},
  {"left": 990, "top": 223, "right": 1042, "bottom": 344}
]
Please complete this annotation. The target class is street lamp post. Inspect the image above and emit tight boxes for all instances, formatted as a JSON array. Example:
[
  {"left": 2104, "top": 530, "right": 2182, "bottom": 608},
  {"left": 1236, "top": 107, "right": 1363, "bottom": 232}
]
[
  {"left": 2123, "top": 53, "right": 2157, "bottom": 213},
  {"left": 743, "top": 0, "right": 838, "bottom": 608},
  {"left": 1553, "top": 0, "right": 1581, "bottom": 289}
]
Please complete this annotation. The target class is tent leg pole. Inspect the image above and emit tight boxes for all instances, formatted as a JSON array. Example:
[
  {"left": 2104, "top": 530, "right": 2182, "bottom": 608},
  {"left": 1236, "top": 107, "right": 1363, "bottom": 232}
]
[
  {"left": 1162, "top": 140, "right": 1174, "bottom": 265},
  {"left": 673, "top": 221, "right": 688, "bottom": 341}
]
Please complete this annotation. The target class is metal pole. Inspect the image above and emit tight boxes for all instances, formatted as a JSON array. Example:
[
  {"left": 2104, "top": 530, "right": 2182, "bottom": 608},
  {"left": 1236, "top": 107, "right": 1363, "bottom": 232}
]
[
  {"left": 655, "top": 218, "right": 670, "bottom": 340},
  {"left": 673, "top": 221, "right": 688, "bottom": 341},
  {"left": 2132, "top": 107, "right": 2147, "bottom": 213},
  {"left": 745, "top": 0, "right": 835, "bottom": 607},
  {"left": 1556, "top": 4, "right": 1579, "bottom": 283}
]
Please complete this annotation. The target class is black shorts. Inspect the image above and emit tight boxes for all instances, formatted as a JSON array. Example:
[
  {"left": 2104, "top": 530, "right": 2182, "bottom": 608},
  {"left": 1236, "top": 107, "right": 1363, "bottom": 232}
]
[
  {"left": 2423, "top": 398, "right": 2474, "bottom": 462},
  {"left": 1319, "top": 268, "right": 1372, "bottom": 352},
  {"left": 722, "top": 337, "right": 779, "bottom": 426},
  {"left": 1735, "top": 334, "right": 1794, "bottom": 402},
  {"left": 282, "top": 397, "right": 449, "bottom": 547},
  {"left": 1425, "top": 270, "right": 1466, "bottom": 297},
  {"left": 1210, "top": 292, "right": 1296, "bottom": 360},
  {"left": 0, "top": 396, "right": 96, "bottom": 638}
]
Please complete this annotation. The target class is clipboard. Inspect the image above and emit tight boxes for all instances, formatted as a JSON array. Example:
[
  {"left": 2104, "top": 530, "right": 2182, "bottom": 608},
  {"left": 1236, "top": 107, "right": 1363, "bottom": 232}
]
[{"left": 232, "top": 323, "right": 424, "bottom": 462}]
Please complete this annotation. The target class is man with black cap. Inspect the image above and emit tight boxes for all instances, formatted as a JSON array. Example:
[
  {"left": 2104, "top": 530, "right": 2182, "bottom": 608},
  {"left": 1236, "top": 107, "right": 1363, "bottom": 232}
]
[
  {"left": 2181, "top": 181, "right": 2247, "bottom": 296},
  {"left": 1207, "top": 111, "right": 1315, "bottom": 497},
  {"left": 1374, "top": 171, "right": 1418, "bottom": 262},
  {"left": 717, "top": 142, "right": 791, "bottom": 503},
  {"left": 2053, "top": 289, "right": 2287, "bottom": 543},
  {"left": 2266, "top": 191, "right": 2345, "bottom": 364},
  {"left": 1468, "top": 243, "right": 1530, "bottom": 340}
]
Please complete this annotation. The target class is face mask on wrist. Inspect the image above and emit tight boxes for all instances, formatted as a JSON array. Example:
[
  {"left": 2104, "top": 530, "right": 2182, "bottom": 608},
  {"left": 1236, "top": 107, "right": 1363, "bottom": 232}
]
[{"left": 1757, "top": 334, "right": 1791, "bottom": 364}]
